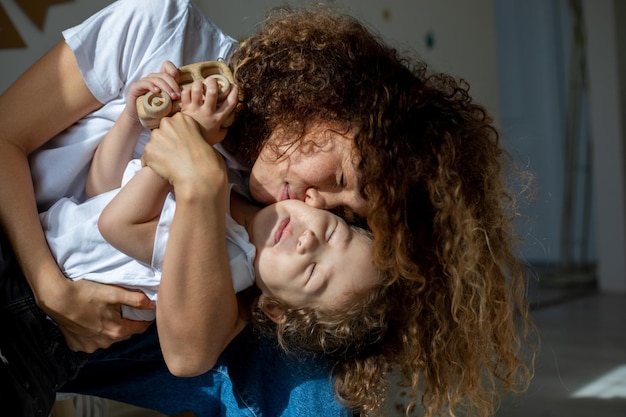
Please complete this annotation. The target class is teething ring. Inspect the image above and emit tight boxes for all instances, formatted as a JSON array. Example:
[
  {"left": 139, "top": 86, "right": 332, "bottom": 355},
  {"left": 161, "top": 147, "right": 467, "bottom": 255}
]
[
  {"left": 208, "top": 74, "right": 232, "bottom": 101},
  {"left": 137, "top": 60, "right": 236, "bottom": 129},
  {"left": 143, "top": 92, "right": 172, "bottom": 117}
]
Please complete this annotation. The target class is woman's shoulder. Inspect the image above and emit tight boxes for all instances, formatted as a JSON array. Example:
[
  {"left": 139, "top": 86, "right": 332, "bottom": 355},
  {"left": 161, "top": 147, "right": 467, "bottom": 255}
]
[{"left": 63, "top": 0, "right": 235, "bottom": 102}]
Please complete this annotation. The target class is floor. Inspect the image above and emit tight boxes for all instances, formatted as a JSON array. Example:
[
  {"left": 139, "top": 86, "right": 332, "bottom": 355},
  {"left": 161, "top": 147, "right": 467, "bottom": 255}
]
[
  {"left": 494, "top": 273, "right": 626, "bottom": 417},
  {"left": 385, "top": 265, "right": 626, "bottom": 416},
  {"left": 55, "top": 267, "right": 626, "bottom": 417}
]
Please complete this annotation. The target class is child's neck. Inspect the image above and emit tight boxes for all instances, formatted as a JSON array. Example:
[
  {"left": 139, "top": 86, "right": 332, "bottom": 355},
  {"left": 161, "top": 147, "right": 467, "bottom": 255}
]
[{"left": 229, "top": 191, "right": 261, "bottom": 236}]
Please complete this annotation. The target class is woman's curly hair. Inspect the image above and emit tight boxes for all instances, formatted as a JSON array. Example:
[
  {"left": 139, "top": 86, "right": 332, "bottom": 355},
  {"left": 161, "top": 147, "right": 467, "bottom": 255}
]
[{"left": 227, "top": 4, "right": 538, "bottom": 416}]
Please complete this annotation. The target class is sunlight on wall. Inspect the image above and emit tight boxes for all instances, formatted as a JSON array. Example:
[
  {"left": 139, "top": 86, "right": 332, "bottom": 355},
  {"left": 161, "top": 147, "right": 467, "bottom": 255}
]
[{"left": 572, "top": 364, "right": 626, "bottom": 399}]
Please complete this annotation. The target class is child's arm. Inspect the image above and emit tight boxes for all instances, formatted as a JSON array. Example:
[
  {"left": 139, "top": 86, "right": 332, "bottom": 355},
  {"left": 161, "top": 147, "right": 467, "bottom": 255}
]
[
  {"left": 86, "top": 61, "right": 182, "bottom": 197},
  {"left": 98, "top": 165, "right": 170, "bottom": 264},
  {"left": 96, "top": 64, "right": 239, "bottom": 260}
]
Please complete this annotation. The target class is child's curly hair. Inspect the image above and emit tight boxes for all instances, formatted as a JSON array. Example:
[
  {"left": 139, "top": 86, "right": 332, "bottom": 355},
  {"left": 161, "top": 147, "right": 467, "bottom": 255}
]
[
  {"left": 227, "top": 5, "right": 538, "bottom": 416},
  {"left": 252, "top": 279, "right": 393, "bottom": 413}
]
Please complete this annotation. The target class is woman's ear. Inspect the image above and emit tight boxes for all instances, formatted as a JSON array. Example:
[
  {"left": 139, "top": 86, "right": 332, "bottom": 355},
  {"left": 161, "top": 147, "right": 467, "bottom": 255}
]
[{"left": 259, "top": 295, "right": 287, "bottom": 324}]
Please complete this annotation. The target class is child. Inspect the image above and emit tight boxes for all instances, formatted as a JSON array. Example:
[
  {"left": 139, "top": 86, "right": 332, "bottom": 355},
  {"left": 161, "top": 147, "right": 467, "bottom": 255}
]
[{"left": 39, "top": 61, "right": 386, "bottom": 371}]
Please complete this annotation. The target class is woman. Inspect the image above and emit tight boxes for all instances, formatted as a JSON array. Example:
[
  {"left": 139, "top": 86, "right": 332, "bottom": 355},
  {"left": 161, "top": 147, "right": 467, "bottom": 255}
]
[{"left": 0, "top": 1, "right": 535, "bottom": 416}]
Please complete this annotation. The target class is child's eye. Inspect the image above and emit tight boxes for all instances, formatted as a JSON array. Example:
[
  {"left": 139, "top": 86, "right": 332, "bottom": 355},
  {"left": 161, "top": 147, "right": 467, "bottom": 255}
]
[{"left": 326, "top": 227, "right": 336, "bottom": 243}]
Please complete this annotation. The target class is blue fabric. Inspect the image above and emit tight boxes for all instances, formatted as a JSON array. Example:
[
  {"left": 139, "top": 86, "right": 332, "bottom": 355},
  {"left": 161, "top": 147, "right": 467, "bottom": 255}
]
[
  {"left": 0, "top": 233, "right": 352, "bottom": 417},
  {"left": 64, "top": 324, "right": 351, "bottom": 417}
]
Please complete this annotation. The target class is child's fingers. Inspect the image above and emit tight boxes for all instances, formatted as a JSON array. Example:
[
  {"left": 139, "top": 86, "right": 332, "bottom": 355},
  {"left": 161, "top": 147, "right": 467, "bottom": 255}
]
[
  {"left": 146, "top": 74, "right": 180, "bottom": 100},
  {"left": 138, "top": 65, "right": 181, "bottom": 99},
  {"left": 160, "top": 61, "right": 179, "bottom": 80},
  {"left": 190, "top": 79, "right": 206, "bottom": 105},
  {"left": 202, "top": 77, "right": 219, "bottom": 109},
  {"left": 218, "top": 84, "right": 238, "bottom": 114}
]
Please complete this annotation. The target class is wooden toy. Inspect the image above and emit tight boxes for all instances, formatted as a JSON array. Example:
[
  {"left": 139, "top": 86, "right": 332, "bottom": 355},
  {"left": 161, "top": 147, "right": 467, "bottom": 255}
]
[{"left": 136, "top": 61, "right": 235, "bottom": 129}]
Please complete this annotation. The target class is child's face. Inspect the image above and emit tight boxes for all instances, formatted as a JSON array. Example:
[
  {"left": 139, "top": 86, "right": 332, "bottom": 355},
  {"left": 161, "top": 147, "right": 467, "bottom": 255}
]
[{"left": 250, "top": 200, "right": 378, "bottom": 310}]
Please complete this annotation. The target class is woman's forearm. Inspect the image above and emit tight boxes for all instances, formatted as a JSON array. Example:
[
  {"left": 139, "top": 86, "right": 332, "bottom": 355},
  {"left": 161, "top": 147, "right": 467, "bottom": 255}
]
[
  {"left": 0, "top": 41, "right": 102, "bottom": 299},
  {"left": 143, "top": 113, "right": 242, "bottom": 374},
  {"left": 0, "top": 142, "right": 65, "bottom": 299},
  {"left": 157, "top": 191, "right": 239, "bottom": 375},
  {"left": 0, "top": 41, "right": 153, "bottom": 352}
]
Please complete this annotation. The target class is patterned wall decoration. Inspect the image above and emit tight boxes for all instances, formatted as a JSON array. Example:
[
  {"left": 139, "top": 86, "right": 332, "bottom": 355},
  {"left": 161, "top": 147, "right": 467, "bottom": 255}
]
[{"left": 0, "top": 0, "right": 72, "bottom": 48}]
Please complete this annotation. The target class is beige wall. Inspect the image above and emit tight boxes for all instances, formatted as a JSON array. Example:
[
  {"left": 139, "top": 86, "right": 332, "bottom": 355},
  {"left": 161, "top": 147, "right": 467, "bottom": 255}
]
[
  {"left": 0, "top": 0, "right": 501, "bottom": 125},
  {"left": 0, "top": 0, "right": 114, "bottom": 93},
  {"left": 201, "top": 0, "right": 501, "bottom": 125},
  {"left": 584, "top": 0, "right": 626, "bottom": 292}
]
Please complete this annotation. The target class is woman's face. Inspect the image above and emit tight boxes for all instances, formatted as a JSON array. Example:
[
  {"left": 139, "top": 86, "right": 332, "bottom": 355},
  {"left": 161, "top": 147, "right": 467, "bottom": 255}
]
[{"left": 249, "top": 123, "right": 369, "bottom": 219}]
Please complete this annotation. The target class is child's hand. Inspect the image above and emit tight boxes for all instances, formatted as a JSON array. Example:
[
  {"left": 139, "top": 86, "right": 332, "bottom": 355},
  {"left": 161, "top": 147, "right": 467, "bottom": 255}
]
[
  {"left": 123, "top": 61, "right": 182, "bottom": 122},
  {"left": 179, "top": 77, "right": 238, "bottom": 145}
]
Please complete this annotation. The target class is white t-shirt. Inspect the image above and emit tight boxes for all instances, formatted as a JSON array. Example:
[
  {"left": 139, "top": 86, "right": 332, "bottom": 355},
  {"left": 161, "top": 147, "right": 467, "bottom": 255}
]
[
  {"left": 40, "top": 160, "right": 256, "bottom": 321},
  {"left": 28, "top": 0, "right": 253, "bottom": 320},
  {"left": 28, "top": 0, "right": 242, "bottom": 212}
]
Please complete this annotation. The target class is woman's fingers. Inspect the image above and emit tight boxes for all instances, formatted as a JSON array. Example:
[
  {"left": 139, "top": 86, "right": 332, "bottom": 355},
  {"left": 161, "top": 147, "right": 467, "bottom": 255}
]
[{"left": 52, "top": 280, "right": 153, "bottom": 353}]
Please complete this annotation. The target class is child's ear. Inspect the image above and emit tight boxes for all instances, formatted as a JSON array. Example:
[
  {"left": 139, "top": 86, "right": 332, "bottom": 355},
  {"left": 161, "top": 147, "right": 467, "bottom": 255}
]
[{"left": 259, "top": 295, "right": 286, "bottom": 324}]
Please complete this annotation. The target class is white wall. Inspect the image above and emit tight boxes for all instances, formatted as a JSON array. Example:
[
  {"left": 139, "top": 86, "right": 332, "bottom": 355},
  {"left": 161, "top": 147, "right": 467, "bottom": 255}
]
[
  {"left": 1, "top": 0, "right": 501, "bottom": 116},
  {"left": 0, "top": 0, "right": 114, "bottom": 93},
  {"left": 201, "top": 0, "right": 501, "bottom": 124},
  {"left": 583, "top": 0, "right": 626, "bottom": 292},
  {"left": 494, "top": 0, "right": 570, "bottom": 265}
]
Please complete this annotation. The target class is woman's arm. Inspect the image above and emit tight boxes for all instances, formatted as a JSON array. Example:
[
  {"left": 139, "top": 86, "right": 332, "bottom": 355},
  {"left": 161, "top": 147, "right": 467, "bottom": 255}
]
[
  {"left": 98, "top": 166, "right": 170, "bottom": 264},
  {"left": 143, "top": 113, "right": 243, "bottom": 376},
  {"left": 0, "top": 41, "right": 152, "bottom": 352}
]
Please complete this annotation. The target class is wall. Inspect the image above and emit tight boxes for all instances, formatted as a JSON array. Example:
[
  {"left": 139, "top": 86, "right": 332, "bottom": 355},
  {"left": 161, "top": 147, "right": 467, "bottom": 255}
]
[
  {"left": 583, "top": 0, "right": 626, "bottom": 292},
  {"left": 200, "top": 0, "right": 501, "bottom": 124},
  {"left": 0, "top": 0, "right": 114, "bottom": 93},
  {"left": 0, "top": 0, "right": 501, "bottom": 122},
  {"left": 495, "top": 0, "right": 570, "bottom": 266}
]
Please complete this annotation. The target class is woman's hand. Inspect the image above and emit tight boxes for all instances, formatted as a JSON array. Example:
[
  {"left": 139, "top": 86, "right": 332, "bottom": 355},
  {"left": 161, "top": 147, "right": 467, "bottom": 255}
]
[
  {"left": 142, "top": 112, "right": 228, "bottom": 196},
  {"left": 40, "top": 274, "right": 154, "bottom": 352}
]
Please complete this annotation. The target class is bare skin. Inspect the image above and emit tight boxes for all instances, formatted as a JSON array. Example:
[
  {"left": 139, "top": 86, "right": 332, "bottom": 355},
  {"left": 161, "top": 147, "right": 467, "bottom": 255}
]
[{"left": 0, "top": 42, "right": 153, "bottom": 352}]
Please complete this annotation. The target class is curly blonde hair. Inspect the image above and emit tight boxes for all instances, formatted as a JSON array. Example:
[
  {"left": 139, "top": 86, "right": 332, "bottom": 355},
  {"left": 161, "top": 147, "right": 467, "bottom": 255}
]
[
  {"left": 227, "top": 5, "right": 537, "bottom": 416},
  {"left": 252, "top": 279, "right": 392, "bottom": 412}
]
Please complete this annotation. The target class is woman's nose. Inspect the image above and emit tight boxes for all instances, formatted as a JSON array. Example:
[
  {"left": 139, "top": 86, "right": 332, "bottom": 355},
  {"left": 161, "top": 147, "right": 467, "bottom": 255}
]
[{"left": 296, "top": 230, "right": 319, "bottom": 254}]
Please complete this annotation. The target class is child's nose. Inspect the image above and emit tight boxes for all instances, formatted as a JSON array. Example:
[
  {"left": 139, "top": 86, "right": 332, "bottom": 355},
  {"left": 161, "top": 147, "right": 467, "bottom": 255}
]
[{"left": 296, "top": 230, "right": 319, "bottom": 254}]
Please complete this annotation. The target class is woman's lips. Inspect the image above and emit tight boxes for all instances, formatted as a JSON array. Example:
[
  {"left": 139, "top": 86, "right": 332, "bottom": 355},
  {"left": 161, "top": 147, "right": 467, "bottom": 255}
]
[
  {"left": 274, "top": 217, "right": 290, "bottom": 244},
  {"left": 279, "top": 184, "right": 290, "bottom": 201}
]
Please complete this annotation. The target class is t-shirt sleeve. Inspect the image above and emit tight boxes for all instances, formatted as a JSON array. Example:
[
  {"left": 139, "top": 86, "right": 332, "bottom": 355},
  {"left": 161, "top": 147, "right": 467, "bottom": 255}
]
[{"left": 63, "top": 0, "right": 237, "bottom": 104}]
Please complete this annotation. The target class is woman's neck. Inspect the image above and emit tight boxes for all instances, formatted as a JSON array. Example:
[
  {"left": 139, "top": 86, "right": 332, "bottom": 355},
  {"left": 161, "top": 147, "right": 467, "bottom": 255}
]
[{"left": 229, "top": 191, "right": 261, "bottom": 235}]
